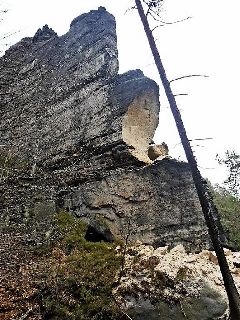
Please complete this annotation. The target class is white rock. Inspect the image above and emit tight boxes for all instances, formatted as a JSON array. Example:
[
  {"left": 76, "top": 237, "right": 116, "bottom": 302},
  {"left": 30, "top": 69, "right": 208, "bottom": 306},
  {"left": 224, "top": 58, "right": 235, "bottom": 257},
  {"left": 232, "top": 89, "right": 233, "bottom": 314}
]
[
  {"left": 170, "top": 244, "right": 185, "bottom": 254},
  {"left": 153, "top": 246, "right": 168, "bottom": 256},
  {"left": 198, "top": 250, "right": 211, "bottom": 260},
  {"left": 186, "top": 255, "right": 198, "bottom": 263},
  {"left": 224, "top": 248, "right": 232, "bottom": 256},
  {"left": 209, "top": 251, "right": 218, "bottom": 264}
]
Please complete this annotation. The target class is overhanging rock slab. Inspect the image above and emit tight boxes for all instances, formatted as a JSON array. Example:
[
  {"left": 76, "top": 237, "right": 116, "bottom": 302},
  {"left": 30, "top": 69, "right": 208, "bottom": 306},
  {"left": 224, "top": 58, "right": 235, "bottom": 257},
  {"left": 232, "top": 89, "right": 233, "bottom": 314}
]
[{"left": 0, "top": 7, "right": 210, "bottom": 251}]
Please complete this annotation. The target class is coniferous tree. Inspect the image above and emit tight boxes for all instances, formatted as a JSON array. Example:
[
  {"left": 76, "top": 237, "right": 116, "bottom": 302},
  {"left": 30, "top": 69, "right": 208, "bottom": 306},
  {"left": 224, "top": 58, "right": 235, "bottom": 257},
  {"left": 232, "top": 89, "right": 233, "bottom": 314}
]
[{"left": 217, "top": 150, "right": 240, "bottom": 197}]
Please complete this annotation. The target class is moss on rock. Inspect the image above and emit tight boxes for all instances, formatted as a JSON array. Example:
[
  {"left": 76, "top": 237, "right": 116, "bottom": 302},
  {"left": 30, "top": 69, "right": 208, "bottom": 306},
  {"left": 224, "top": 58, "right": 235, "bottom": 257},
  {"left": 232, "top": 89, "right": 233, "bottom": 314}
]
[{"left": 37, "top": 211, "right": 124, "bottom": 319}]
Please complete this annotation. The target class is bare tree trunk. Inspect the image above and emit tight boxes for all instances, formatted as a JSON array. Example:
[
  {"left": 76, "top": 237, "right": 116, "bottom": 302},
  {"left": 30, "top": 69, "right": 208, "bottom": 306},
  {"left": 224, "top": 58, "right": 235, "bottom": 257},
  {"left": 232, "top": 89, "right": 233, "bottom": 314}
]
[{"left": 135, "top": 0, "right": 240, "bottom": 318}]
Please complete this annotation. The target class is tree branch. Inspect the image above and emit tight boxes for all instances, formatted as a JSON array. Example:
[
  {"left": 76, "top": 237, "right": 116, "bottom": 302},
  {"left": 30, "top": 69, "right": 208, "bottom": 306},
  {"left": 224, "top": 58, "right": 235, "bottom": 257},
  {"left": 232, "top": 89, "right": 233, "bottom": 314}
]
[
  {"left": 19, "top": 307, "right": 33, "bottom": 320},
  {"left": 112, "top": 294, "right": 134, "bottom": 320},
  {"left": 124, "top": 5, "right": 137, "bottom": 14},
  {"left": 170, "top": 74, "right": 209, "bottom": 83},
  {"left": 152, "top": 16, "right": 192, "bottom": 30},
  {"left": 161, "top": 16, "right": 192, "bottom": 25},
  {"left": 189, "top": 137, "right": 213, "bottom": 142},
  {"left": 174, "top": 93, "right": 188, "bottom": 97},
  {"left": 0, "top": 30, "right": 20, "bottom": 41}
]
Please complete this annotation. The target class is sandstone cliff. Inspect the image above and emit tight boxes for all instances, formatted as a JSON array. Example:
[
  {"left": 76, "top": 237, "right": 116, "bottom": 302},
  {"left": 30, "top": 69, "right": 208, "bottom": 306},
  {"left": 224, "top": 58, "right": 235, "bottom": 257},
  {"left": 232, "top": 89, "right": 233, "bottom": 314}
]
[
  {"left": 0, "top": 6, "right": 220, "bottom": 320},
  {"left": 0, "top": 7, "right": 209, "bottom": 250}
]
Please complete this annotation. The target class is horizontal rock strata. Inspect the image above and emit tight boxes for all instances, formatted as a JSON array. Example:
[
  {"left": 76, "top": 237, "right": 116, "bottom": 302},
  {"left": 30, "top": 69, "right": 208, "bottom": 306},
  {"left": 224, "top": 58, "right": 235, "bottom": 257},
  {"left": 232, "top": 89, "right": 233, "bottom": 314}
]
[{"left": 0, "top": 7, "right": 211, "bottom": 253}]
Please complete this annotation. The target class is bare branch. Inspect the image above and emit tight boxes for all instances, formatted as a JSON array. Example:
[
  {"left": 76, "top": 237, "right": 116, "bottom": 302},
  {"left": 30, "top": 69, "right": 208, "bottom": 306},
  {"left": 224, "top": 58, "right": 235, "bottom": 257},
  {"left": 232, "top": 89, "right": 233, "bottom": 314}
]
[
  {"left": 141, "top": 61, "right": 155, "bottom": 68},
  {"left": 152, "top": 16, "right": 192, "bottom": 31},
  {"left": 112, "top": 294, "right": 134, "bottom": 320},
  {"left": 147, "top": 9, "right": 160, "bottom": 21},
  {"left": 19, "top": 307, "right": 33, "bottom": 320},
  {"left": 189, "top": 137, "right": 213, "bottom": 142},
  {"left": 198, "top": 165, "right": 217, "bottom": 170},
  {"left": 143, "top": 0, "right": 152, "bottom": 16},
  {"left": 146, "top": 6, "right": 151, "bottom": 16},
  {"left": 0, "top": 6, "right": 8, "bottom": 22},
  {"left": 143, "top": 0, "right": 192, "bottom": 32},
  {"left": 170, "top": 74, "right": 209, "bottom": 83},
  {"left": 0, "top": 9, "right": 8, "bottom": 15},
  {"left": 151, "top": 25, "right": 159, "bottom": 32},
  {"left": 0, "top": 30, "right": 20, "bottom": 41},
  {"left": 124, "top": 5, "right": 137, "bottom": 14},
  {"left": 192, "top": 144, "right": 205, "bottom": 148},
  {"left": 174, "top": 93, "right": 188, "bottom": 97},
  {"left": 159, "top": 16, "right": 192, "bottom": 25},
  {"left": 143, "top": 0, "right": 164, "bottom": 11}
]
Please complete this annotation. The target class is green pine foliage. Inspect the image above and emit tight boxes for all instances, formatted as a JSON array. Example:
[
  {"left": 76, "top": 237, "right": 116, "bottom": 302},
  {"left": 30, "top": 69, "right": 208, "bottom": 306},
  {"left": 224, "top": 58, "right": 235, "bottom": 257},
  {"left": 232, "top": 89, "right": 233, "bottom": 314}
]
[
  {"left": 213, "top": 186, "right": 240, "bottom": 250},
  {"left": 214, "top": 150, "right": 240, "bottom": 249},
  {"left": 217, "top": 150, "right": 240, "bottom": 197}
]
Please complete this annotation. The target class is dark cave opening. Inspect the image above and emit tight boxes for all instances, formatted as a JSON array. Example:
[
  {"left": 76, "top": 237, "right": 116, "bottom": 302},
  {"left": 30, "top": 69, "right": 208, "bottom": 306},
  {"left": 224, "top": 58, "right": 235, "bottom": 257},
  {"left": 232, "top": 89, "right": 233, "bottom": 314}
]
[{"left": 85, "top": 225, "right": 114, "bottom": 243}]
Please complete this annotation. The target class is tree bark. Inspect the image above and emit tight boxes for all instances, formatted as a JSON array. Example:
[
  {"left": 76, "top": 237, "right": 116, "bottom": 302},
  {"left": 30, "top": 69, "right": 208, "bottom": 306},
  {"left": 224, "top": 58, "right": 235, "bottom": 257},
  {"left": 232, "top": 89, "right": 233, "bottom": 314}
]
[{"left": 135, "top": 0, "right": 240, "bottom": 318}]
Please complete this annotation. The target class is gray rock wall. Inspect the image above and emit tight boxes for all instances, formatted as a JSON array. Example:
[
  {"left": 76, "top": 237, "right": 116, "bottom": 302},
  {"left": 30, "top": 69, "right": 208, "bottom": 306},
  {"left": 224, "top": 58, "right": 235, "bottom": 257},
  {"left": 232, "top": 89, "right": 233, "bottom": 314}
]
[
  {"left": 0, "top": 7, "right": 210, "bottom": 251},
  {"left": 65, "top": 160, "right": 209, "bottom": 250},
  {"left": 0, "top": 7, "right": 119, "bottom": 168}
]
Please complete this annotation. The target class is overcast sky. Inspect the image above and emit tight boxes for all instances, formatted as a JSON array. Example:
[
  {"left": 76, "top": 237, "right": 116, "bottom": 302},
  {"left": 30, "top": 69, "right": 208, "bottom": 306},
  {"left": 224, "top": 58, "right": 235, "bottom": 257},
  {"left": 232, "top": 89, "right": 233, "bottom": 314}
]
[{"left": 1, "top": 0, "right": 240, "bottom": 185}]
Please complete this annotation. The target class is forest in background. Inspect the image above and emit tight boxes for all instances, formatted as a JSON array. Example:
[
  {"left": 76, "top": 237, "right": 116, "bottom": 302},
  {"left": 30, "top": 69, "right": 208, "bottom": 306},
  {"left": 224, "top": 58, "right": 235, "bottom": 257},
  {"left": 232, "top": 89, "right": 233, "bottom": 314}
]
[{"left": 213, "top": 150, "right": 240, "bottom": 250}]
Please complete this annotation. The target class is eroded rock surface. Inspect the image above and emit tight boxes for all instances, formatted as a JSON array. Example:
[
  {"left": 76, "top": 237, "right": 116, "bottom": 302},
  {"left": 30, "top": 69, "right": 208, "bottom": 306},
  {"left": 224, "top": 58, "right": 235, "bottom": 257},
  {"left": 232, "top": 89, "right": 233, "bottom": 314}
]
[
  {"left": 0, "top": 7, "right": 211, "bottom": 251},
  {"left": 0, "top": 9, "right": 159, "bottom": 173},
  {"left": 0, "top": 10, "right": 219, "bottom": 318}
]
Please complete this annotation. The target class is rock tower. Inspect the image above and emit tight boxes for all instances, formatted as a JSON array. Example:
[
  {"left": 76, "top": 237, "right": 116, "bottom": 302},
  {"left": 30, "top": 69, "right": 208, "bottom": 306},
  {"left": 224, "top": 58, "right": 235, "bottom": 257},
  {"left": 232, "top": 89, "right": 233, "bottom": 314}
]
[{"left": 0, "top": 7, "right": 210, "bottom": 250}]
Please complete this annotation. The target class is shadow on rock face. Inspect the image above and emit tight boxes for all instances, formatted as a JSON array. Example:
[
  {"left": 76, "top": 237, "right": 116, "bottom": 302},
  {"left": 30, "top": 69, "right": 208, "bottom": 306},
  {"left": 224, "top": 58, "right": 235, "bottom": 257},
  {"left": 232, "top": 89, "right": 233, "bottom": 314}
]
[{"left": 127, "top": 283, "right": 227, "bottom": 320}]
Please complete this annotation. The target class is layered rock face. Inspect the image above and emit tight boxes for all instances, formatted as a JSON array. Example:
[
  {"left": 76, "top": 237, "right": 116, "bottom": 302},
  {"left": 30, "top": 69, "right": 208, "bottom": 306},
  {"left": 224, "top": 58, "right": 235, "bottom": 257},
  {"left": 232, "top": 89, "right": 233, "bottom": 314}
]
[{"left": 0, "top": 7, "right": 210, "bottom": 251}]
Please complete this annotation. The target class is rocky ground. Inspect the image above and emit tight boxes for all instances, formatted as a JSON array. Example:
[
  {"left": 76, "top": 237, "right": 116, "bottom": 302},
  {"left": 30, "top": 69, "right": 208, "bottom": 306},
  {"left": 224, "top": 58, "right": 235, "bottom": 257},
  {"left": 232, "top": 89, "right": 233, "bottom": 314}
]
[
  {"left": 1, "top": 230, "right": 239, "bottom": 319},
  {"left": 115, "top": 243, "right": 240, "bottom": 319}
]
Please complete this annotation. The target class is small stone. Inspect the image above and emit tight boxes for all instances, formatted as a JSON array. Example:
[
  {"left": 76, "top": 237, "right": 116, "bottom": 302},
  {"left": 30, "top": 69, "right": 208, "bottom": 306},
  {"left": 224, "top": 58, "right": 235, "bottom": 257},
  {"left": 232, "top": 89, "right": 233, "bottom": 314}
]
[
  {"left": 186, "top": 255, "right": 197, "bottom": 263},
  {"left": 198, "top": 250, "right": 211, "bottom": 259},
  {"left": 170, "top": 244, "right": 185, "bottom": 254},
  {"left": 232, "top": 253, "right": 240, "bottom": 268},
  {"left": 134, "top": 240, "right": 143, "bottom": 247},
  {"left": 138, "top": 245, "right": 154, "bottom": 256},
  {"left": 209, "top": 251, "right": 218, "bottom": 264},
  {"left": 224, "top": 248, "right": 232, "bottom": 256},
  {"left": 214, "top": 277, "right": 222, "bottom": 285},
  {"left": 115, "top": 245, "right": 122, "bottom": 252},
  {"left": 153, "top": 246, "right": 168, "bottom": 256},
  {"left": 231, "top": 268, "right": 240, "bottom": 275},
  {"left": 233, "top": 252, "right": 240, "bottom": 259},
  {"left": 148, "top": 256, "right": 160, "bottom": 267}
]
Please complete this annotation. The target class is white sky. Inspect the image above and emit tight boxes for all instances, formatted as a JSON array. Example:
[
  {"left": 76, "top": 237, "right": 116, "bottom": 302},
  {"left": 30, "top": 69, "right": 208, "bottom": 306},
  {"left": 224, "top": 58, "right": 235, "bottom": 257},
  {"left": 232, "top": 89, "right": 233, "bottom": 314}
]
[{"left": 1, "top": 0, "right": 240, "bottom": 185}]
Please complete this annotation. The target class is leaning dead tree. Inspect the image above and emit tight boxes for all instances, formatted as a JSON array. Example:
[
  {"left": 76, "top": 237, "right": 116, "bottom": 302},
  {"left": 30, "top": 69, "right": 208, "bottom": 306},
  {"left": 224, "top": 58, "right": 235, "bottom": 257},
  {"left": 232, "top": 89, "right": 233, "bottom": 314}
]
[{"left": 134, "top": 0, "right": 240, "bottom": 318}]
